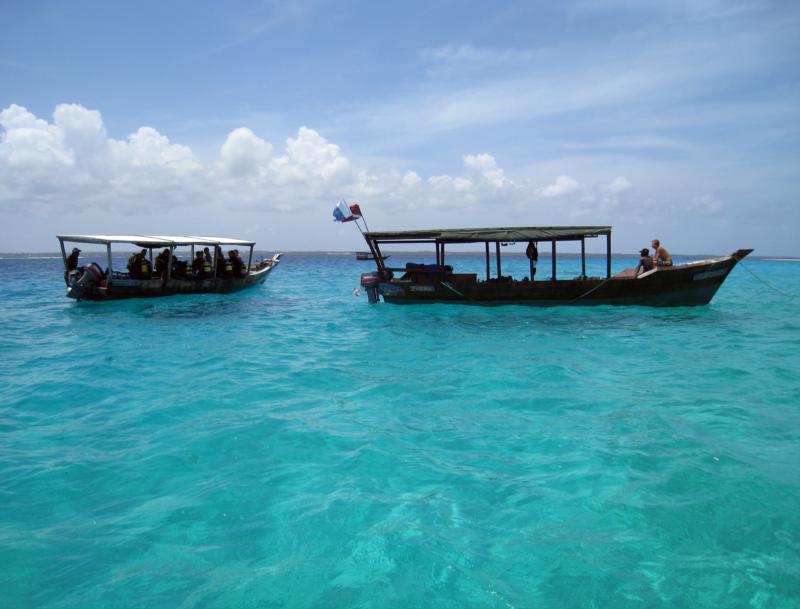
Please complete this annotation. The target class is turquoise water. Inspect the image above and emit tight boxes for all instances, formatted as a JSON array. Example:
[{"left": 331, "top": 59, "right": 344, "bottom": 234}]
[{"left": 1, "top": 253, "right": 799, "bottom": 608}]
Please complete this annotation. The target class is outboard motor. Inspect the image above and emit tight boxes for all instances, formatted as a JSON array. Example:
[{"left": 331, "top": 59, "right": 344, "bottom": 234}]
[
  {"left": 76, "top": 263, "right": 104, "bottom": 288},
  {"left": 68, "top": 263, "right": 104, "bottom": 300},
  {"left": 360, "top": 272, "right": 381, "bottom": 304}
]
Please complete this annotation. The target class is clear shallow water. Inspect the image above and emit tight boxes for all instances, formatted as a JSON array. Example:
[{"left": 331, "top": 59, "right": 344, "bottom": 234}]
[{"left": 1, "top": 253, "right": 799, "bottom": 609}]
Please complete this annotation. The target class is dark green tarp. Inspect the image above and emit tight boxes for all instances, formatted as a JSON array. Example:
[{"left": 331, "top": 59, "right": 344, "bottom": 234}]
[{"left": 365, "top": 226, "right": 611, "bottom": 243}]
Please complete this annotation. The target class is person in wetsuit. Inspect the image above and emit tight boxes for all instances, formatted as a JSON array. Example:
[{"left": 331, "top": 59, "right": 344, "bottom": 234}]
[
  {"left": 526, "top": 241, "right": 539, "bottom": 280},
  {"left": 64, "top": 247, "right": 81, "bottom": 284},
  {"left": 127, "top": 249, "right": 145, "bottom": 278},
  {"left": 230, "top": 249, "right": 243, "bottom": 277},
  {"left": 155, "top": 248, "right": 171, "bottom": 278},
  {"left": 191, "top": 251, "right": 205, "bottom": 279}
]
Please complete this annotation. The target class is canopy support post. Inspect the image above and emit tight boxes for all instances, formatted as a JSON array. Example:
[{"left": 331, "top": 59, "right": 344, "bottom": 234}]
[
  {"left": 581, "top": 238, "right": 586, "bottom": 279},
  {"left": 372, "top": 241, "right": 387, "bottom": 277},
  {"left": 247, "top": 245, "right": 253, "bottom": 276},
  {"left": 166, "top": 248, "right": 172, "bottom": 281},
  {"left": 495, "top": 242, "right": 501, "bottom": 278},
  {"left": 58, "top": 238, "right": 67, "bottom": 269},
  {"left": 606, "top": 232, "right": 611, "bottom": 279},
  {"left": 552, "top": 240, "right": 557, "bottom": 281},
  {"left": 485, "top": 242, "right": 490, "bottom": 280},
  {"left": 106, "top": 243, "right": 113, "bottom": 277}
]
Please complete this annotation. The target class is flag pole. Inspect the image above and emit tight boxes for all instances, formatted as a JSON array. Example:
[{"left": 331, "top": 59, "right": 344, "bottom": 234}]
[{"left": 353, "top": 203, "right": 371, "bottom": 233}]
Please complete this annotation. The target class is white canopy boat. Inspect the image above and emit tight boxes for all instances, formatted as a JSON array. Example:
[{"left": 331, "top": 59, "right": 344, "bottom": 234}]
[{"left": 57, "top": 234, "right": 281, "bottom": 301}]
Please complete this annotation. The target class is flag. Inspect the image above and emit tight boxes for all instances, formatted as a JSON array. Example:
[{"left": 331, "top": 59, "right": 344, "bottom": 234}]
[
  {"left": 333, "top": 199, "right": 355, "bottom": 222},
  {"left": 349, "top": 203, "right": 362, "bottom": 219}
]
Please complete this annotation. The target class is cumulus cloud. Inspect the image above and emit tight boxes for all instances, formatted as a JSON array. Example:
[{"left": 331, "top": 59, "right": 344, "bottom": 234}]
[
  {"left": 220, "top": 127, "right": 273, "bottom": 177},
  {"left": 0, "top": 103, "right": 201, "bottom": 208},
  {"left": 0, "top": 103, "right": 638, "bottom": 221},
  {"left": 540, "top": 175, "right": 582, "bottom": 198},
  {"left": 463, "top": 153, "right": 513, "bottom": 190}
]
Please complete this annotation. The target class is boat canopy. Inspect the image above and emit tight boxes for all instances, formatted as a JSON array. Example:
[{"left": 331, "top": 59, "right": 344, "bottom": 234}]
[
  {"left": 57, "top": 234, "right": 256, "bottom": 247},
  {"left": 364, "top": 226, "right": 611, "bottom": 243}
]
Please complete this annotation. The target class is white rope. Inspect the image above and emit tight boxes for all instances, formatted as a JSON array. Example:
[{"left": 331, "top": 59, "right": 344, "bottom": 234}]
[
  {"left": 738, "top": 261, "right": 798, "bottom": 300},
  {"left": 575, "top": 276, "right": 614, "bottom": 300},
  {"left": 440, "top": 281, "right": 473, "bottom": 301}
]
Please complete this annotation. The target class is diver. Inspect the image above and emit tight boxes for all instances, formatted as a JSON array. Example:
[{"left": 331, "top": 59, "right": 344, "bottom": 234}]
[
  {"left": 127, "top": 249, "right": 147, "bottom": 279},
  {"left": 64, "top": 247, "right": 81, "bottom": 285},
  {"left": 191, "top": 251, "right": 205, "bottom": 279},
  {"left": 155, "top": 248, "right": 171, "bottom": 279}
]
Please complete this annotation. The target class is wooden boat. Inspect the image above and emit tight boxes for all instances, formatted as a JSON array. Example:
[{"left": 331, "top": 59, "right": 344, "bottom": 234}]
[
  {"left": 358, "top": 226, "right": 752, "bottom": 306},
  {"left": 57, "top": 234, "right": 281, "bottom": 301},
  {"left": 356, "top": 251, "right": 390, "bottom": 261}
]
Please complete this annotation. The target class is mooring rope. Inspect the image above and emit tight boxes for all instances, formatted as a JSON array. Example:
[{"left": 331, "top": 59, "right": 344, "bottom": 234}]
[
  {"left": 738, "top": 261, "right": 798, "bottom": 300},
  {"left": 575, "top": 276, "right": 614, "bottom": 300},
  {"left": 440, "top": 281, "right": 474, "bottom": 301}
]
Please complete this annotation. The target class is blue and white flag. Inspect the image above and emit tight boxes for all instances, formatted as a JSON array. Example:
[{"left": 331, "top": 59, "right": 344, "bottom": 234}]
[{"left": 333, "top": 199, "right": 355, "bottom": 222}]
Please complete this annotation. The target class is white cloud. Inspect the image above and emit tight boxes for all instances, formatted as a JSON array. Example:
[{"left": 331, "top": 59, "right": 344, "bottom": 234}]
[
  {"left": 463, "top": 153, "right": 513, "bottom": 190},
  {"left": 219, "top": 127, "right": 273, "bottom": 177},
  {"left": 540, "top": 175, "right": 582, "bottom": 198},
  {"left": 0, "top": 103, "right": 660, "bottom": 233},
  {"left": 0, "top": 103, "right": 202, "bottom": 208},
  {"left": 0, "top": 105, "right": 533, "bottom": 215},
  {"left": 600, "top": 176, "right": 632, "bottom": 194}
]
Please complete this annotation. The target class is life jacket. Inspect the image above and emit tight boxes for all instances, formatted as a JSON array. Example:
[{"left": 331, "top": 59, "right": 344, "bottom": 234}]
[{"left": 203, "top": 262, "right": 212, "bottom": 275}]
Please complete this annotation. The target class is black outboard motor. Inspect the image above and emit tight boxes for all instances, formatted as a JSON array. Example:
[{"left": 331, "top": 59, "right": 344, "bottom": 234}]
[
  {"left": 68, "top": 263, "right": 104, "bottom": 300},
  {"left": 360, "top": 272, "right": 380, "bottom": 304},
  {"left": 75, "top": 263, "right": 104, "bottom": 288}
]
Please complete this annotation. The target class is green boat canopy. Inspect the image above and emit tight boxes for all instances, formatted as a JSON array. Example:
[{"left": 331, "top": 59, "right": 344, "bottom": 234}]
[{"left": 364, "top": 226, "right": 612, "bottom": 243}]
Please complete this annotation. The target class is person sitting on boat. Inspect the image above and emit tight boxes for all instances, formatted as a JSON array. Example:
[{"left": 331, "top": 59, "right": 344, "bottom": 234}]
[
  {"left": 635, "top": 248, "right": 654, "bottom": 277},
  {"left": 127, "top": 249, "right": 149, "bottom": 279},
  {"left": 170, "top": 253, "right": 185, "bottom": 278},
  {"left": 236, "top": 250, "right": 248, "bottom": 276},
  {"left": 526, "top": 241, "right": 539, "bottom": 280},
  {"left": 155, "top": 248, "right": 171, "bottom": 278},
  {"left": 222, "top": 250, "right": 234, "bottom": 277},
  {"left": 191, "top": 251, "right": 205, "bottom": 279},
  {"left": 64, "top": 247, "right": 81, "bottom": 284},
  {"left": 214, "top": 245, "right": 225, "bottom": 270},
  {"left": 651, "top": 239, "right": 672, "bottom": 266},
  {"left": 229, "top": 249, "right": 243, "bottom": 277}
]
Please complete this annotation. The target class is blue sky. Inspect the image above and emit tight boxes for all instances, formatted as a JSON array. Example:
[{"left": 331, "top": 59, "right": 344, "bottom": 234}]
[{"left": 1, "top": 0, "right": 798, "bottom": 254}]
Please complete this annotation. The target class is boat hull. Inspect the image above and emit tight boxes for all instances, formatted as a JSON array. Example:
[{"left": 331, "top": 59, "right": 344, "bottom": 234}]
[
  {"left": 66, "top": 257, "right": 281, "bottom": 301},
  {"left": 378, "top": 250, "right": 751, "bottom": 307}
]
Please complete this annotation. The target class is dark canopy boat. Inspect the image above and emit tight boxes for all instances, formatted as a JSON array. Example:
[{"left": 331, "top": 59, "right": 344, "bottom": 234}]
[
  {"left": 358, "top": 226, "right": 752, "bottom": 306},
  {"left": 356, "top": 251, "right": 390, "bottom": 261},
  {"left": 57, "top": 234, "right": 281, "bottom": 301}
]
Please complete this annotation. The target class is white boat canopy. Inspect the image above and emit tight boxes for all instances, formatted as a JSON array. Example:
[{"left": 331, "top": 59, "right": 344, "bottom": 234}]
[{"left": 57, "top": 234, "right": 256, "bottom": 247}]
